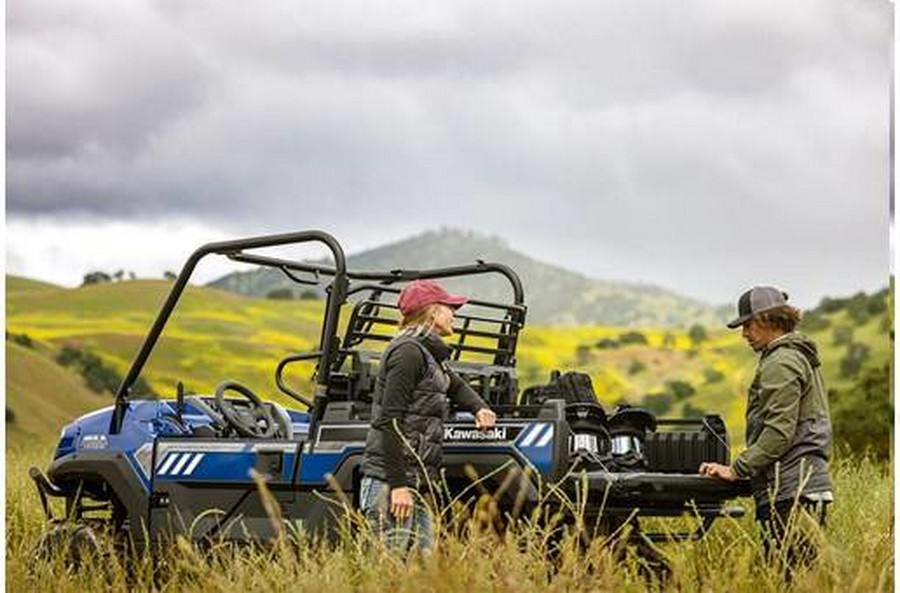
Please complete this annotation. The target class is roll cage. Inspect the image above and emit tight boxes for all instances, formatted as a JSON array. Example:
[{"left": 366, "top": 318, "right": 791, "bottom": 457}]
[{"left": 110, "top": 230, "right": 526, "bottom": 434}]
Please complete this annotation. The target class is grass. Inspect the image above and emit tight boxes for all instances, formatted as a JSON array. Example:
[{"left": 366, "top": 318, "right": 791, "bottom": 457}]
[{"left": 6, "top": 441, "right": 892, "bottom": 592}]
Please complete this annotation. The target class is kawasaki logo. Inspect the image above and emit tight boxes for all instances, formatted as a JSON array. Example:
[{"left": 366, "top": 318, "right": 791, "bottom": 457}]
[{"left": 444, "top": 426, "right": 509, "bottom": 441}]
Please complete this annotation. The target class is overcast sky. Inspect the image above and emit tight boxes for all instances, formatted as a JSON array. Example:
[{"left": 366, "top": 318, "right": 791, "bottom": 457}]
[{"left": 6, "top": 0, "right": 892, "bottom": 308}]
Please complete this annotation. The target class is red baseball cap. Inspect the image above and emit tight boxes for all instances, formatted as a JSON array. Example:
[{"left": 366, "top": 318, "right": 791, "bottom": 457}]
[{"left": 397, "top": 279, "right": 468, "bottom": 316}]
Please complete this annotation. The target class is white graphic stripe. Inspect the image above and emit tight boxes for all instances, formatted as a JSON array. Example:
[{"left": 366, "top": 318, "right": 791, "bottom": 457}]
[
  {"left": 183, "top": 453, "right": 205, "bottom": 475},
  {"left": 170, "top": 453, "right": 193, "bottom": 475},
  {"left": 157, "top": 453, "right": 180, "bottom": 475},
  {"left": 520, "top": 423, "right": 546, "bottom": 447},
  {"left": 535, "top": 426, "right": 555, "bottom": 448},
  {"left": 518, "top": 425, "right": 539, "bottom": 446}
]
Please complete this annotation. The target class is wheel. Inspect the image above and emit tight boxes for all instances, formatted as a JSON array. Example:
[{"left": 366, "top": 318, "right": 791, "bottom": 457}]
[{"left": 34, "top": 523, "right": 103, "bottom": 572}]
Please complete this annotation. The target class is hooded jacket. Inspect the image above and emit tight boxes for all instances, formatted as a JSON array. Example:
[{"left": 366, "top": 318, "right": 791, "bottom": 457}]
[{"left": 732, "top": 332, "right": 833, "bottom": 504}]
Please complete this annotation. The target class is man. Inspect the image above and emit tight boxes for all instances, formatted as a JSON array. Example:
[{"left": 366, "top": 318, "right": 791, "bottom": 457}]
[{"left": 699, "top": 286, "right": 833, "bottom": 574}]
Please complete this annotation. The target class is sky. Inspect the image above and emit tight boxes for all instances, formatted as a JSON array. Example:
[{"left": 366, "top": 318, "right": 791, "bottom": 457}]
[{"left": 5, "top": 0, "right": 893, "bottom": 308}]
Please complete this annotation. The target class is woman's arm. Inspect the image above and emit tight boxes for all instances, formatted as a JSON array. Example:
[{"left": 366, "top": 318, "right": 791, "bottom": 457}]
[{"left": 446, "top": 368, "right": 496, "bottom": 427}]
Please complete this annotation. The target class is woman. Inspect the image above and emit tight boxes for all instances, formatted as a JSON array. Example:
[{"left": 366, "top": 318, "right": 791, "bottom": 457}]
[{"left": 360, "top": 279, "right": 497, "bottom": 554}]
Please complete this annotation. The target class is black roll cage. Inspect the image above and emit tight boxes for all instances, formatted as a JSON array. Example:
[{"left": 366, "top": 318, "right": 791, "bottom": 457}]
[{"left": 110, "top": 230, "right": 525, "bottom": 434}]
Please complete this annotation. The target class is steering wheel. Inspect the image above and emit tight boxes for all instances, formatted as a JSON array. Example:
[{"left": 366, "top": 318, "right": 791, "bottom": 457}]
[{"left": 214, "top": 381, "right": 278, "bottom": 439}]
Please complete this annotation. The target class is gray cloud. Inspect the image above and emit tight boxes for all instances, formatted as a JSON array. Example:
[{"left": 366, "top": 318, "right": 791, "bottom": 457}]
[{"left": 6, "top": 0, "right": 891, "bottom": 306}]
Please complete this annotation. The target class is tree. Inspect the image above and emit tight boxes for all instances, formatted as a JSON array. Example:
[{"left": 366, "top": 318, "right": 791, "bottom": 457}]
[
  {"left": 845, "top": 291, "right": 871, "bottom": 324},
  {"left": 56, "top": 345, "right": 84, "bottom": 367},
  {"left": 832, "top": 325, "right": 854, "bottom": 346},
  {"left": 266, "top": 288, "right": 295, "bottom": 300},
  {"left": 688, "top": 324, "right": 708, "bottom": 348},
  {"left": 682, "top": 402, "right": 705, "bottom": 418},
  {"left": 703, "top": 368, "right": 725, "bottom": 384},
  {"left": 163, "top": 271, "right": 177, "bottom": 281},
  {"left": 800, "top": 311, "right": 830, "bottom": 332},
  {"left": 595, "top": 338, "right": 620, "bottom": 350},
  {"left": 840, "top": 342, "right": 870, "bottom": 378},
  {"left": 7, "top": 332, "right": 34, "bottom": 349},
  {"left": 618, "top": 331, "right": 648, "bottom": 346},
  {"left": 54, "top": 345, "right": 139, "bottom": 396},
  {"left": 113, "top": 269, "right": 125, "bottom": 282},
  {"left": 642, "top": 393, "right": 672, "bottom": 415},
  {"left": 865, "top": 291, "right": 887, "bottom": 316},
  {"left": 817, "top": 296, "right": 845, "bottom": 314},
  {"left": 667, "top": 380, "right": 695, "bottom": 401},
  {"left": 82, "top": 271, "right": 112, "bottom": 286},
  {"left": 831, "top": 363, "right": 891, "bottom": 459},
  {"left": 299, "top": 289, "right": 321, "bottom": 300}
]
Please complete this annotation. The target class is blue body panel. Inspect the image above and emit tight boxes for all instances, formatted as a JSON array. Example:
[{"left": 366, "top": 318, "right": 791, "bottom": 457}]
[{"left": 51, "top": 401, "right": 554, "bottom": 490}]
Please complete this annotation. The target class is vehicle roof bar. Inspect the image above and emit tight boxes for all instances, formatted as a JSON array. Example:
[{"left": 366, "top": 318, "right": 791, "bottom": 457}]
[
  {"left": 110, "top": 230, "right": 347, "bottom": 434},
  {"left": 227, "top": 253, "right": 525, "bottom": 305}
]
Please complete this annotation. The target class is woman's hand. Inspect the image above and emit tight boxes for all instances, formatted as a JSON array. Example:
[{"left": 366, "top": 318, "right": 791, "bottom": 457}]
[
  {"left": 390, "top": 486, "right": 414, "bottom": 520},
  {"left": 698, "top": 462, "right": 738, "bottom": 481},
  {"left": 475, "top": 408, "right": 497, "bottom": 429}
]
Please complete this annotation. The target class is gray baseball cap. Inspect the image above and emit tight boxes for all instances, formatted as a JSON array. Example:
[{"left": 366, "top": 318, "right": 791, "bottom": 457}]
[{"left": 727, "top": 286, "right": 790, "bottom": 328}]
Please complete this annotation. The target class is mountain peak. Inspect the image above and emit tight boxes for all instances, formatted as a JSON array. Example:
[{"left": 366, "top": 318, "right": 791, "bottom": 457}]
[{"left": 209, "top": 229, "right": 726, "bottom": 327}]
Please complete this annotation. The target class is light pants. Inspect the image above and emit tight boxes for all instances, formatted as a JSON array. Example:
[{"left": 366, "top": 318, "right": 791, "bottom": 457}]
[{"left": 359, "top": 475, "right": 433, "bottom": 554}]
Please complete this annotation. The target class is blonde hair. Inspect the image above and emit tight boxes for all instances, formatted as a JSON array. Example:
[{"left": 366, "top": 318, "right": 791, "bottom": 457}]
[{"left": 398, "top": 303, "right": 440, "bottom": 336}]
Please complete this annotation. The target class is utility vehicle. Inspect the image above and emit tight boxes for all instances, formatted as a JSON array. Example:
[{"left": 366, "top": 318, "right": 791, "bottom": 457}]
[{"left": 30, "top": 231, "right": 748, "bottom": 558}]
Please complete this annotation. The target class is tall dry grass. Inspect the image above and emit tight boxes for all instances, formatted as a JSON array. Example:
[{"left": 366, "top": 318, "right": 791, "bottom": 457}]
[{"left": 6, "top": 444, "right": 892, "bottom": 593}]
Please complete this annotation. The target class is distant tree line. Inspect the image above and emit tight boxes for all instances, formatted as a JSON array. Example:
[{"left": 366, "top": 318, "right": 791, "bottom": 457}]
[
  {"left": 802, "top": 287, "right": 890, "bottom": 331},
  {"left": 590, "top": 325, "right": 708, "bottom": 352},
  {"left": 82, "top": 269, "right": 199, "bottom": 285},
  {"left": 56, "top": 345, "right": 153, "bottom": 396},
  {"left": 639, "top": 379, "right": 697, "bottom": 416},
  {"left": 831, "top": 363, "right": 890, "bottom": 460},
  {"left": 5, "top": 331, "right": 34, "bottom": 349},
  {"left": 82, "top": 269, "right": 138, "bottom": 286},
  {"left": 265, "top": 288, "right": 321, "bottom": 301}
]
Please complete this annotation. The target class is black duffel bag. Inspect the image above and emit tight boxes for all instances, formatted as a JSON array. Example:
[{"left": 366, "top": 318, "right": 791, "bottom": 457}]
[{"left": 520, "top": 370, "right": 598, "bottom": 405}]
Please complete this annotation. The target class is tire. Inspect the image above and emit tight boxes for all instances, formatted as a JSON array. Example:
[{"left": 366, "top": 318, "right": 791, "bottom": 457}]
[{"left": 34, "top": 523, "right": 103, "bottom": 572}]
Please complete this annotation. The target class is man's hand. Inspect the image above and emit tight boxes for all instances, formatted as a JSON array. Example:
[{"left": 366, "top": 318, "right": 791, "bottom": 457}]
[
  {"left": 698, "top": 462, "right": 738, "bottom": 481},
  {"left": 475, "top": 408, "right": 497, "bottom": 429},
  {"left": 390, "top": 486, "right": 414, "bottom": 520}
]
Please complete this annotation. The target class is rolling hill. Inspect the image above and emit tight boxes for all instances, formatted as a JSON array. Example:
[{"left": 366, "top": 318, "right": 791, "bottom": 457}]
[
  {"left": 6, "top": 273, "right": 891, "bottom": 451},
  {"left": 209, "top": 228, "right": 730, "bottom": 327}
]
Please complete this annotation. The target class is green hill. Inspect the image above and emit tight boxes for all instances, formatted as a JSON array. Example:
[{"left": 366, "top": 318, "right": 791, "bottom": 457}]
[
  {"left": 6, "top": 274, "right": 890, "bottom": 451},
  {"left": 6, "top": 341, "right": 113, "bottom": 449},
  {"left": 209, "top": 228, "right": 729, "bottom": 328},
  {"left": 7, "top": 276, "right": 61, "bottom": 293},
  {"left": 5, "top": 277, "right": 328, "bottom": 448}
]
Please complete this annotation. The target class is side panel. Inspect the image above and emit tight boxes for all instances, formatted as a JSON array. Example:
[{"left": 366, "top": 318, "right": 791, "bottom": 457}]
[{"left": 148, "top": 439, "right": 303, "bottom": 542}]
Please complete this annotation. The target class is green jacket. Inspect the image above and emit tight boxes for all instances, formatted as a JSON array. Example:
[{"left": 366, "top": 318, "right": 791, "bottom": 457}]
[{"left": 731, "top": 332, "right": 833, "bottom": 504}]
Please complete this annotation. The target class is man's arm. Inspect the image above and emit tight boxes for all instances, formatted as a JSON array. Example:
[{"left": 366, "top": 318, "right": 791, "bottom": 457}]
[{"left": 731, "top": 352, "right": 806, "bottom": 478}]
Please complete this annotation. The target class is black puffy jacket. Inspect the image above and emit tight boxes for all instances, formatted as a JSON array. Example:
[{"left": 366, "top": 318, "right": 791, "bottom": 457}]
[{"left": 361, "top": 331, "right": 487, "bottom": 489}]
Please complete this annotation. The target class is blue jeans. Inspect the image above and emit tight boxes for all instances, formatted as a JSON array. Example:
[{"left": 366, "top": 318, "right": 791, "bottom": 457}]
[{"left": 359, "top": 476, "right": 433, "bottom": 554}]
